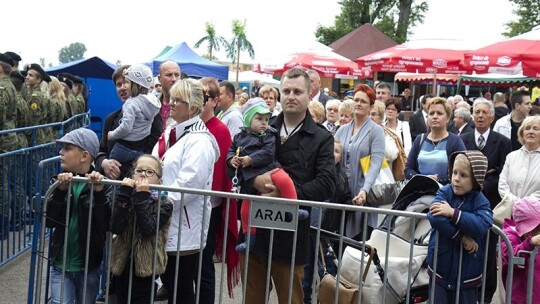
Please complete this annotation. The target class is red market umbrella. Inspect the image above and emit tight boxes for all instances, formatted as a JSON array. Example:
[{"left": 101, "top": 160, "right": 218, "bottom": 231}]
[
  {"left": 463, "top": 27, "right": 540, "bottom": 78},
  {"left": 356, "top": 39, "right": 473, "bottom": 74},
  {"left": 253, "top": 49, "right": 371, "bottom": 79}
]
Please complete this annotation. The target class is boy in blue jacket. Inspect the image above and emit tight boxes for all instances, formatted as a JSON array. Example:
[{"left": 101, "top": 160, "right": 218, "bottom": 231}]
[{"left": 427, "top": 150, "right": 493, "bottom": 304}]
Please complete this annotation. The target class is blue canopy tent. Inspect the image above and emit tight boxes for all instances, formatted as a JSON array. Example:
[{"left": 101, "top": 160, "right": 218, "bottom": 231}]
[
  {"left": 46, "top": 56, "right": 119, "bottom": 138},
  {"left": 148, "top": 42, "right": 229, "bottom": 80}
]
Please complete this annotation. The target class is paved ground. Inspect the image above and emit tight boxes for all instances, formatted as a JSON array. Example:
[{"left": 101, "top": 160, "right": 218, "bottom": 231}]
[{"left": 0, "top": 248, "right": 279, "bottom": 304}]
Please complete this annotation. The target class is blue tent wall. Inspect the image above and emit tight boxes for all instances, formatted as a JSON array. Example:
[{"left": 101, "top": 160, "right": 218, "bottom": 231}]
[
  {"left": 46, "top": 57, "right": 119, "bottom": 138},
  {"left": 148, "top": 42, "right": 229, "bottom": 80}
]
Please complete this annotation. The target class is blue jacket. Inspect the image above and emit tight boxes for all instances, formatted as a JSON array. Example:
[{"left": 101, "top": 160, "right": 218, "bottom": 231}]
[{"left": 427, "top": 184, "right": 493, "bottom": 290}]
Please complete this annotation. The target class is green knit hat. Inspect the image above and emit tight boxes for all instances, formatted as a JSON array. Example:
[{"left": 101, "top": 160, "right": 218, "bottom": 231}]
[{"left": 242, "top": 97, "right": 271, "bottom": 128}]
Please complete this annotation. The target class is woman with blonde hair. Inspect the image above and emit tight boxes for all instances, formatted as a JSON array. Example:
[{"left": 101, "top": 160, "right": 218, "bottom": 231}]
[
  {"left": 499, "top": 115, "right": 540, "bottom": 203},
  {"left": 405, "top": 97, "right": 466, "bottom": 185},
  {"left": 258, "top": 85, "right": 280, "bottom": 117},
  {"left": 308, "top": 100, "right": 325, "bottom": 124},
  {"left": 152, "top": 78, "right": 220, "bottom": 304},
  {"left": 48, "top": 76, "right": 68, "bottom": 138}
]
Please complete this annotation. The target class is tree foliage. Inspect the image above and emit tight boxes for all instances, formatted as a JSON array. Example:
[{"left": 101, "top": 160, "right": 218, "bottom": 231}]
[
  {"left": 58, "top": 42, "right": 87, "bottom": 64},
  {"left": 194, "top": 22, "right": 230, "bottom": 60},
  {"left": 503, "top": 0, "right": 540, "bottom": 37},
  {"left": 315, "top": 0, "right": 428, "bottom": 45},
  {"left": 227, "top": 19, "right": 255, "bottom": 86}
]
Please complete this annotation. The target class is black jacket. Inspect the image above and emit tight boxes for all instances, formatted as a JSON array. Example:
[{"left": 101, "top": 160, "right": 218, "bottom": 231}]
[
  {"left": 242, "top": 111, "right": 336, "bottom": 264},
  {"left": 46, "top": 171, "right": 111, "bottom": 270},
  {"left": 95, "top": 108, "right": 162, "bottom": 178}
]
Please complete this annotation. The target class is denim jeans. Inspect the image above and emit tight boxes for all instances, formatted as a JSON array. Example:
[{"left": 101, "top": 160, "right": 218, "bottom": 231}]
[
  {"left": 109, "top": 143, "right": 143, "bottom": 163},
  {"left": 50, "top": 266, "right": 101, "bottom": 304}
]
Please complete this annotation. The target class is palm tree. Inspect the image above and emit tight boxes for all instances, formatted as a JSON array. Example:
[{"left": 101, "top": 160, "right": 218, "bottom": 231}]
[
  {"left": 227, "top": 19, "right": 255, "bottom": 87},
  {"left": 194, "top": 22, "right": 229, "bottom": 61}
]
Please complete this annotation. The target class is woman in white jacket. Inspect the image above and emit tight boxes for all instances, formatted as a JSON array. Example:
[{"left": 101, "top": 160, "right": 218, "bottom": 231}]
[
  {"left": 499, "top": 115, "right": 540, "bottom": 207},
  {"left": 152, "top": 78, "right": 219, "bottom": 304}
]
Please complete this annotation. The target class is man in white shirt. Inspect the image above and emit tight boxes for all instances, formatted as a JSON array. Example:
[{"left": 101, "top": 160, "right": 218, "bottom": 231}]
[{"left": 217, "top": 80, "right": 243, "bottom": 138}]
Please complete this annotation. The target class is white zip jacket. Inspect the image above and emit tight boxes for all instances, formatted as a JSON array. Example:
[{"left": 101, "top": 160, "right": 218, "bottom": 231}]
[
  {"left": 493, "top": 113, "right": 511, "bottom": 139},
  {"left": 152, "top": 116, "right": 220, "bottom": 253}
]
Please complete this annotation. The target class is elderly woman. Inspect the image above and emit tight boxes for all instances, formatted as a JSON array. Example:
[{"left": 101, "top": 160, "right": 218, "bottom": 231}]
[
  {"left": 338, "top": 99, "right": 354, "bottom": 127},
  {"left": 335, "top": 84, "right": 385, "bottom": 240},
  {"left": 258, "top": 85, "right": 280, "bottom": 118},
  {"left": 152, "top": 78, "right": 219, "bottom": 304},
  {"left": 384, "top": 97, "right": 412, "bottom": 155},
  {"left": 405, "top": 97, "right": 466, "bottom": 185},
  {"left": 371, "top": 100, "right": 405, "bottom": 181},
  {"left": 322, "top": 99, "right": 341, "bottom": 134},
  {"left": 499, "top": 115, "right": 540, "bottom": 204}
]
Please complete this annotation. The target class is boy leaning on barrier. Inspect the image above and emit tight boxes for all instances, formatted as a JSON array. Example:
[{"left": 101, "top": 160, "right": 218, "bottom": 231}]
[
  {"left": 45, "top": 128, "right": 111, "bottom": 304},
  {"left": 427, "top": 151, "right": 493, "bottom": 304}
]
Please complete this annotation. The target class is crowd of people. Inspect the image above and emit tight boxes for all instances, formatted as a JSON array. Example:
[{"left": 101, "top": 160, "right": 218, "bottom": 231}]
[{"left": 1, "top": 50, "right": 540, "bottom": 304}]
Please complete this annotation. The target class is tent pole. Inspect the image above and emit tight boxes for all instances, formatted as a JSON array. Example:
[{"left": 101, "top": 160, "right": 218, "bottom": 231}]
[{"left": 432, "top": 70, "right": 437, "bottom": 95}]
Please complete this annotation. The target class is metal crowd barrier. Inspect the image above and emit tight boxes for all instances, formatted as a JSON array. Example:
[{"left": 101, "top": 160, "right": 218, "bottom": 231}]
[
  {"left": 0, "top": 112, "right": 90, "bottom": 267},
  {"left": 26, "top": 174, "right": 539, "bottom": 304}
]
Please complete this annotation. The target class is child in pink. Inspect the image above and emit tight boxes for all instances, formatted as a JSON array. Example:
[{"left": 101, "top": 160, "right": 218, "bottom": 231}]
[{"left": 501, "top": 197, "right": 540, "bottom": 304}]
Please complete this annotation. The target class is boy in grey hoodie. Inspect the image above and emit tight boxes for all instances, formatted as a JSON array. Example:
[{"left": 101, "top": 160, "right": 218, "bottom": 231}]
[{"left": 108, "top": 64, "right": 161, "bottom": 163}]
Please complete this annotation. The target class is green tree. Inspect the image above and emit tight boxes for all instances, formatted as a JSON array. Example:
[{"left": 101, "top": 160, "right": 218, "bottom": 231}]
[
  {"left": 58, "top": 42, "right": 87, "bottom": 64},
  {"left": 503, "top": 0, "right": 540, "bottom": 37},
  {"left": 315, "top": 0, "right": 428, "bottom": 45},
  {"left": 227, "top": 19, "right": 255, "bottom": 86},
  {"left": 194, "top": 22, "right": 230, "bottom": 60}
]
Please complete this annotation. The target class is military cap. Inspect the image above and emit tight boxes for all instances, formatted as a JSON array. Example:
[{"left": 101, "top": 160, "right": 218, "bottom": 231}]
[
  {"left": 71, "top": 75, "right": 84, "bottom": 85},
  {"left": 4, "top": 51, "right": 22, "bottom": 62},
  {"left": 25, "top": 63, "right": 51, "bottom": 83},
  {"left": 0, "top": 53, "right": 15, "bottom": 67},
  {"left": 57, "top": 74, "right": 74, "bottom": 89},
  {"left": 10, "top": 71, "right": 25, "bottom": 83}
]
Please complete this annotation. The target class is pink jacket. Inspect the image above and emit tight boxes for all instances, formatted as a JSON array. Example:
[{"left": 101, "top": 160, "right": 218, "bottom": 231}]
[{"left": 501, "top": 219, "right": 540, "bottom": 304}]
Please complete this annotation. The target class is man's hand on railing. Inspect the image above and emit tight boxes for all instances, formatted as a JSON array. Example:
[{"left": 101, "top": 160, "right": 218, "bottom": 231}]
[{"left": 102, "top": 158, "right": 122, "bottom": 179}]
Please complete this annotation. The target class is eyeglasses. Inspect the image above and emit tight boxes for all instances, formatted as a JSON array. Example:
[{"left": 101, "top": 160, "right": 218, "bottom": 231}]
[
  {"left": 171, "top": 97, "right": 188, "bottom": 106},
  {"left": 327, "top": 108, "right": 339, "bottom": 112},
  {"left": 134, "top": 168, "right": 160, "bottom": 177}
]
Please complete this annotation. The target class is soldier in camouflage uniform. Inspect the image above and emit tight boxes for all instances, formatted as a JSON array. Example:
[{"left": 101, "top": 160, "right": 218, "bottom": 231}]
[
  {"left": 58, "top": 74, "right": 79, "bottom": 131},
  {"left": 0, "top": 53, "right": 19, "bottom": 238},
  {"left": 7, "top": 70, "right": 29, "bottom": 231},
  {"left": 24, "top": 64, "right": 51, "bottom": 145},
  {"left": 71, "top": 75, "right": 87, "bottom": 114}
]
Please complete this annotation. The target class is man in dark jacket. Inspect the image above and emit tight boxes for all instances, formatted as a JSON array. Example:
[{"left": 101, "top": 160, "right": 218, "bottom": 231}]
[
  {"left": 95, "top": 65, "right": 162, "bottom": 180},
  {"left": 241, "top": 68, "right": 336, "bottom": 303}
]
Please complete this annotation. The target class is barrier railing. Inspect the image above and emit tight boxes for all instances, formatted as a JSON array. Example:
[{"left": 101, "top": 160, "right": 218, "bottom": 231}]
[
  {"left": 0, "top": 112, "right": 90, "bottom": 267},
  {"left": 26, "top": 176, "right": 538, "bottom": 304}
]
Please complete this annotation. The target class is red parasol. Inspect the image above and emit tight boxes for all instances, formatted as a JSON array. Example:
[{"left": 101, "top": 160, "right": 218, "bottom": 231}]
[
  {"left": 253, "top": 49, "right": 371, "bottom": 79},
  {"left": 356, "top": 39, "right": 473, "bottom": 74},
  {"left": 463, "top": 27, "right": 540, "bottom": 78}
]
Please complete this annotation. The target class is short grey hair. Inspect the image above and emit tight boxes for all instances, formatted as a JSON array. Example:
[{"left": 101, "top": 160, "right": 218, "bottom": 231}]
[
  {"left": 518, "top": 115, "right": 540, "bottom": 145},
  {"left": 325, "top": 99, "right": 341, "bottom": 110},
  {"left": 473, "top": 97, "right": 495, "bottom": 115},
  {"left": 454, "top": 108, "right": 471, "bottom": 122},
  {"left": 339, "top": 99, "right": 355, "bottom": 115}
]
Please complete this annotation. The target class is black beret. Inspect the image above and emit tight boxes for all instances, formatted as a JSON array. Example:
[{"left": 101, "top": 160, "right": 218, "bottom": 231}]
[
  {"left": 25, "top": 63, "right": 51, "bottom": 83},
  {"left": 0, "top": 53, "right": 15, "bottom": 67},
  {"left": 5, "top": 51, "right": 22, "bottom": 62},
  {"left": 58, "top": 75, "right": 73, "bottom": 89},
  {"left": 71, "top": 75, "right": 84, "bottom": 84},
  {"left": 10, "top": 71, "right": 25, "bottom": 83}
]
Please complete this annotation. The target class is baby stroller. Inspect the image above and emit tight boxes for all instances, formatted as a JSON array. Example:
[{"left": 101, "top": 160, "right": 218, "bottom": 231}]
[{"left": 315, "top": 175, "right": 440, "bottom": 304}]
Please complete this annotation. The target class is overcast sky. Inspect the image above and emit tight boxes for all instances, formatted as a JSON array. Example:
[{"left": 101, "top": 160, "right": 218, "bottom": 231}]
[{"left": 4, "top": 0, "right": 515, "bottom": 67}]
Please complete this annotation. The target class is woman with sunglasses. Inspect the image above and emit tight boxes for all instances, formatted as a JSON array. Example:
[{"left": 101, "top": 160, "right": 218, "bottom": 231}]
[{"left": 152, "top": 78, "right": 220, "bottom": 304}]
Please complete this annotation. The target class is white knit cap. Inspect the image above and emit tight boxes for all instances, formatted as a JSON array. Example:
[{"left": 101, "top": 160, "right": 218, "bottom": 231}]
[{"left": 124, "top": 64, "right": 153, "bottom": 89}]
